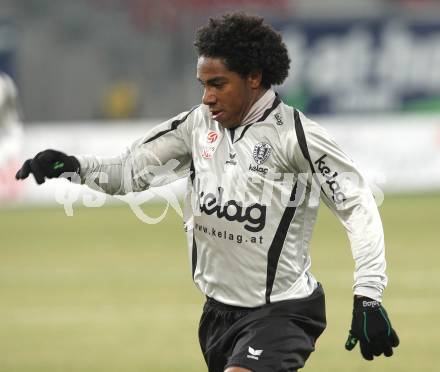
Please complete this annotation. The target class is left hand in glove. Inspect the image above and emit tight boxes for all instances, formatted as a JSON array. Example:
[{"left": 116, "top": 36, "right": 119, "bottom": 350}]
[
  {"left": 345, "top": 296, "right": 399, "bottom": 360},
  {"left": 15, "top": 149, "right": 80, "bottom": 185}
]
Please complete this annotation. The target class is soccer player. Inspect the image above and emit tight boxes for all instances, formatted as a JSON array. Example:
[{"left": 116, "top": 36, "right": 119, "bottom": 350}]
[{"left": 16, "top": 13, "right": 399, "bottom": 372}]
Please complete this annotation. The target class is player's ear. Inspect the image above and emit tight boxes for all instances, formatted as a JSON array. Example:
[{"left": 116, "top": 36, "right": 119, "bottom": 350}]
[{"left": 248, "top": 70, "right": 263, "bottom": 89}]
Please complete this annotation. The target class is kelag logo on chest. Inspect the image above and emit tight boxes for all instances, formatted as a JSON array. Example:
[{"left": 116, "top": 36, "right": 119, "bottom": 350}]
[{"left": 197, "top": 187, "right": 266, "bottom": 232}]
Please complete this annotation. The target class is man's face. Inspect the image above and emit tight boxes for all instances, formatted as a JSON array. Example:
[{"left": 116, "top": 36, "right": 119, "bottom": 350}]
[{"left": 197, "top": 56, "right": 260, "bottom": 129}]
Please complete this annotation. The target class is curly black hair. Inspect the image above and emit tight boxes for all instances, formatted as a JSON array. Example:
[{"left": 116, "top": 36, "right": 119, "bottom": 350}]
[{"left": 194, "top": 13, "right": 291, "bottom": 89}]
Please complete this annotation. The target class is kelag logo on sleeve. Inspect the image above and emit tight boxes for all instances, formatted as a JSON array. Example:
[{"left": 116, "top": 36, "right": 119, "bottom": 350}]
[{"left": 315, "top": 154, "right": 347, "bottom": 204}]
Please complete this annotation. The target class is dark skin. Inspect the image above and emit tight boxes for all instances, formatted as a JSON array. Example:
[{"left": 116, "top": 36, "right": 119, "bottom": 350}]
[
  {"left": 197, "top": 56, "right": 260, "bottom": 372},
  {"left": 197, "top": 56, "right": 267, "bottom": 129}
]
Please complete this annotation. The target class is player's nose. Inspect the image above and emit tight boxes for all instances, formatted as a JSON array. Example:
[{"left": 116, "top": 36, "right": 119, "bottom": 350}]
[{"left": 202, "top": 87, "right": 216, "bottom": 106}]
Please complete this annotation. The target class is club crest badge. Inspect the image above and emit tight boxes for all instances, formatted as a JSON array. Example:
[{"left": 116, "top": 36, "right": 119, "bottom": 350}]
[{"left": 253, "top": 143, "right": 272, "bottom": 165}]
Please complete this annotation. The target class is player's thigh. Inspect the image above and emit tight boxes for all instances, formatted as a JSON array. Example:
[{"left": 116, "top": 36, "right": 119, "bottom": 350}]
[{"left": 224, "top": 367, "right": 252, "bottom": 372}]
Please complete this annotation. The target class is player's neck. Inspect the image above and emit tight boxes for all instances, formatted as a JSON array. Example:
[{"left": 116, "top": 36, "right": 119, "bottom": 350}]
[{"left": 240, "top": 88, "right": 273, "bottom": 126}]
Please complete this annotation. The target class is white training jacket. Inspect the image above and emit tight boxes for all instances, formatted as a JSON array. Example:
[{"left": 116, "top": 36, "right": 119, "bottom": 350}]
[{"left": 77, "top": 90, "right": 387, "bottom": 307}]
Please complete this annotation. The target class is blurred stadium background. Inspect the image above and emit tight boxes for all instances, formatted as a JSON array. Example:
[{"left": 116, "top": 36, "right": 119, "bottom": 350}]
[{"left": 1, "top": 0, "right": 440, "bottom": 371}]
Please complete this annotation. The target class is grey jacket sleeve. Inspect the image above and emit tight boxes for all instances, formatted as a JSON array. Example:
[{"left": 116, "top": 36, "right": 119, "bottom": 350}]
[
  {"left": 76, "top": 109, "right": 195, "bottom": 195},
  {"left": 293, "top": 110, "right": 387, "bottom": 302}
]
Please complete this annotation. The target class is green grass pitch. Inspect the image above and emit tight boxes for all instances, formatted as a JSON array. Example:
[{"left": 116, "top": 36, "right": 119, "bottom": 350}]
[{"left": 0, "top": 193, "right": 439, "bottom": 371}]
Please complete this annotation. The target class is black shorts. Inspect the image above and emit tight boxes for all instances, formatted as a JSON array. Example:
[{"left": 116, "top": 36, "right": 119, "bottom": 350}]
[{"left": 198, "top": 283, "right": 326, "bottom": 372}]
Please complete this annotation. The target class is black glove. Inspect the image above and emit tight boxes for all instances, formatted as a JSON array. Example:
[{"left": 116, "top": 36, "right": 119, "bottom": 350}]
[
  {"left": 15, "top": 149, "right": 80, "bottom": 185},
  {"left": 345, "top": 296, "right": 399, "bottom": 360}
]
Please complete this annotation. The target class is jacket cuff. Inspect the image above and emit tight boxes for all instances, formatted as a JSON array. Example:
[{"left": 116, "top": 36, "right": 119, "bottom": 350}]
[
  {"left": 353, "top": 286, "right": 383, "bottom": 302},
  {"left": 75, "top": 155, "right": 90, "bottom": 183}
]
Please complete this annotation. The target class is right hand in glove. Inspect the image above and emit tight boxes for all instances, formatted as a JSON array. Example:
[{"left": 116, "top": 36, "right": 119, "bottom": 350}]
[
  {"left": 15, "top": 149, "right": 80, "bottom": 184},
  {"left": 345, "top": 296, "right": 400, "bottom": 360}
]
